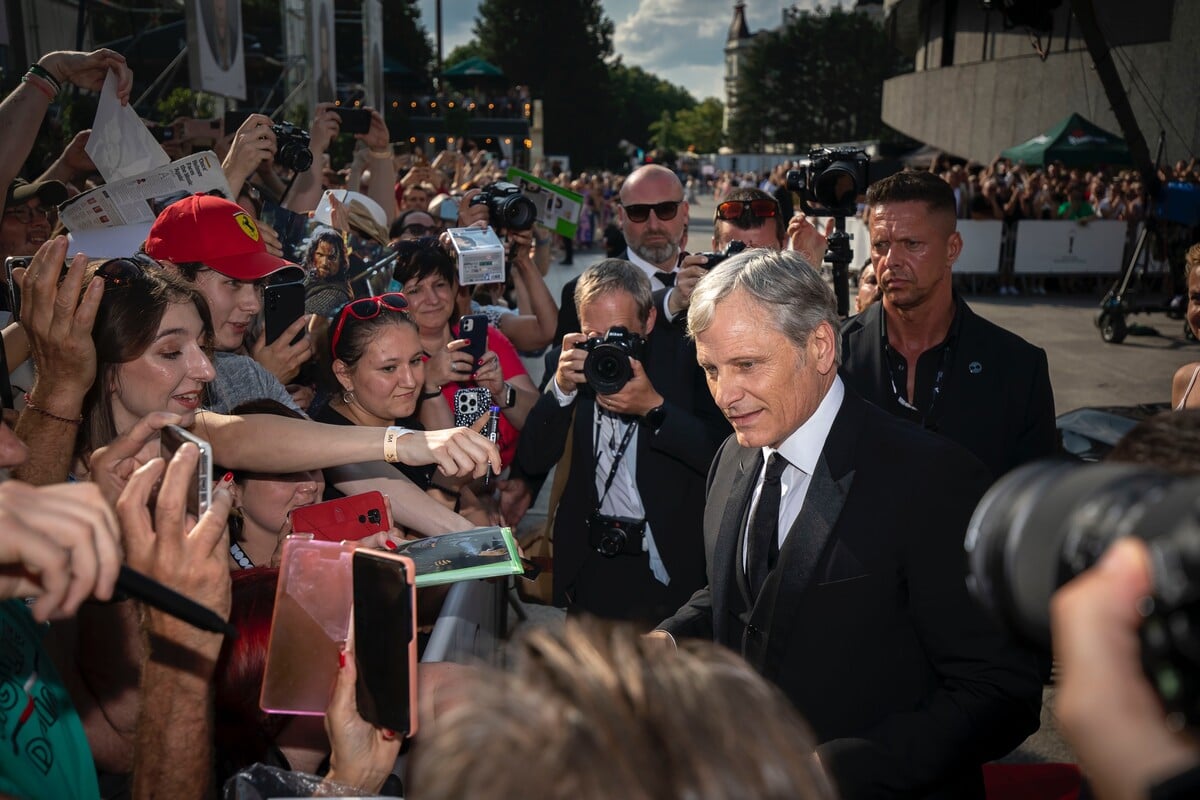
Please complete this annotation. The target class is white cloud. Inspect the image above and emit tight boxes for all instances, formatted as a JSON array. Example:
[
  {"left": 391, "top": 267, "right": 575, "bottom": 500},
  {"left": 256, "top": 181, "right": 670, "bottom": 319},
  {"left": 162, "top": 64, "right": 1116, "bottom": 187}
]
[{"left": 413, "top": 0, "right": 829, "bottom": 100}]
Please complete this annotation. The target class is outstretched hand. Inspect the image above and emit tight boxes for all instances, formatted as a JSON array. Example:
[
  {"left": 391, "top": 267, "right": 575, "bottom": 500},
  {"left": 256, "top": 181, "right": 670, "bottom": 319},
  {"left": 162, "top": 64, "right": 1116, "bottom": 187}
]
[{"left": 39, "top": 49, "right": 132, "bottom": 104}]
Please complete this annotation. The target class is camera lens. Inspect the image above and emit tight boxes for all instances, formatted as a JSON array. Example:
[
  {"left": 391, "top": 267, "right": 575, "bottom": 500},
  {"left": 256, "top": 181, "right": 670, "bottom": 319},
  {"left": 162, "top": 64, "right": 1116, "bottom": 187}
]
[
  {"left": 965, "top": 461, "right": 1183, "bottom": 647},
  {"left": 598, "top": 528, "right": 624, "bottom": 557},
  {"left": 498, "top": 194, "right": 537, "bottom": 230},
  {"left": 583, "top": 345, "right": 633, "bottom": 395}
]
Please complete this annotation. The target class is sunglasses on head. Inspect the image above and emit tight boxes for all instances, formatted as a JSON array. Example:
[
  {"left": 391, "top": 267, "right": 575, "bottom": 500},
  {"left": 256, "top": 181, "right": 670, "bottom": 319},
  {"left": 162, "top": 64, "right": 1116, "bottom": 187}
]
[
  {"left": 716, "top": 199, "right": 779, "bottom": 221},
  {"left": 331, "top": 292, "right": 409, "bottom": 358},
  {"left": 621, "top": 200, "right": 681, "bottom": 223},
  {"left": 96, "top": 253, "right": 161, "bottom": 287}
]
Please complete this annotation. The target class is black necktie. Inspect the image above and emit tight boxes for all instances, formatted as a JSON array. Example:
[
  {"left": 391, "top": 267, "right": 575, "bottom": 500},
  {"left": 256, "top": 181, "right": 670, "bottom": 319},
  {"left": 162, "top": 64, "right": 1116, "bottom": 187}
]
[
  {"left": 655, "top": 271, "right": 675, "bottom": 287},
  {"left": 747, "top": 453, "right": 787, "bottom": 599}
]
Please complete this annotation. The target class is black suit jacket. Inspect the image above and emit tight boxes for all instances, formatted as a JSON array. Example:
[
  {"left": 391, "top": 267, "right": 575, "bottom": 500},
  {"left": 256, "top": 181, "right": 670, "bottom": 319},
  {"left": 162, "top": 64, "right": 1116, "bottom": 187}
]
[
  {"left": 659, "top": 386, "right": 1042, "bottom": 799},
  {"left": 517, "top": 321, "right": 730, "bottom": 621},
  {"left": 553, "top": 249, "right": 680, "bottom": 343},
  {"left": 840, "top": 297, "right": 1057, "bottom": 479}
]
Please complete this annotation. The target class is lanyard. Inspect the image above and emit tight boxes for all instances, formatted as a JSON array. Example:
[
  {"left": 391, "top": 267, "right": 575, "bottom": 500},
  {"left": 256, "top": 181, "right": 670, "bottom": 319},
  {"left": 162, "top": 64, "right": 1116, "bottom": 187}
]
[
  {"left": 593, "top": 411, "right": 638, "bottom": 509},
  {"left": 880, "top": 310, "right": 955, "bottom": 431}
]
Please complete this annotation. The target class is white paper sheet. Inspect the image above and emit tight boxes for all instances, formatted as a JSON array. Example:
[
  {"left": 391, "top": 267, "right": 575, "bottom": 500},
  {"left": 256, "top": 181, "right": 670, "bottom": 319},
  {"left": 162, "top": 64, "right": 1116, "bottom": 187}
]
[{"left": 85, "top": 70, "right": 170, "bottom": 183}]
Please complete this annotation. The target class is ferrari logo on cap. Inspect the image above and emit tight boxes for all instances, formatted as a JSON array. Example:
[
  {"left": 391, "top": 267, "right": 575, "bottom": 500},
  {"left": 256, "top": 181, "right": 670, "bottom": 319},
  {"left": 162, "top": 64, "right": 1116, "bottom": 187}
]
[{"left": 233, "top": 211, "right": 260, "bottom": 242}]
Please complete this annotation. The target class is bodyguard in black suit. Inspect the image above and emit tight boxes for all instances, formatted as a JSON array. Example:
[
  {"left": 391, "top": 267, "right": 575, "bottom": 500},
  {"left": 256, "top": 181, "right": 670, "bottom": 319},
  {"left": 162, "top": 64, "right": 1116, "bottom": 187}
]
[
  {"left": 519, "top": 259, "right": 728, "bottom": 625},
  {"left": 840, "top": 170, "right": 1056, "bottom": 478},
  {"left": 656, "top": 249, "right": 1042, "bottom": 799}
]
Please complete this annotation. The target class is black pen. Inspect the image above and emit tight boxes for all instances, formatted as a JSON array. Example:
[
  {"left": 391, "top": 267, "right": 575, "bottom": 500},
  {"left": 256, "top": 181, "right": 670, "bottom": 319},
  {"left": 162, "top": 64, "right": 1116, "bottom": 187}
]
[
  {"left": 118, "top": 565, "right": 238, "bottom": 639},
  {"left": 484, "top": 404, "right": 500, "bottom": 489}
]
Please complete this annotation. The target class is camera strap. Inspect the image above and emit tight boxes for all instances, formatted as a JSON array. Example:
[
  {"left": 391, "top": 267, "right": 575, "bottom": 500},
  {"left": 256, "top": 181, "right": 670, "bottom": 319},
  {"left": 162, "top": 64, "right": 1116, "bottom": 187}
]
[
  {"left": 593, "top": 411, "right": 638, "bottom": 510},
  {"left": 880, "top": 309, "right": 958, "bottom": 431}
]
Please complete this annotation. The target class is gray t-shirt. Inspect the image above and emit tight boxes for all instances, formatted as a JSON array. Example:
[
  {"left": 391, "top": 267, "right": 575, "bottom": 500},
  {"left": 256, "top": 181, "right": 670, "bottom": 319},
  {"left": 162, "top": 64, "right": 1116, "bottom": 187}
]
[{"left": 207, "top": 351, "right": 303, "bottom": 415}]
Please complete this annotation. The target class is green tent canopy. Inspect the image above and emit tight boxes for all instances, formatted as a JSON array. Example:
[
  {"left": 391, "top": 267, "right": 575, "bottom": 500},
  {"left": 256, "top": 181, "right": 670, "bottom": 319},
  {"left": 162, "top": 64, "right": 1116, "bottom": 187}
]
[
  {"left": 1001, "top": 113, "right": 1132, "bottom": 167},
  {"left": 441, "top": 57, "right": 505, "bottom": 79}
]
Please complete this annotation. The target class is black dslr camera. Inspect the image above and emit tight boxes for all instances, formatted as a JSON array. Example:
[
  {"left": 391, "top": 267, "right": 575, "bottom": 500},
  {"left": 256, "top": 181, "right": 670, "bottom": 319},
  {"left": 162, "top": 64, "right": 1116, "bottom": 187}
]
[
  {"left": 966, "top": 460, "right": 1200, "bottom": 727},
  {"left": 272, "top": 122, "right": 314, "bottom": 172},
  {"left": 696, "top": 239, "right": 748, "bottom": 270},
  {"left": 469, "top": 181, "right": 537, "bottom": 231},
  {"left": 786, "top": 147, "right": 870, "bottom": 217},
  {"left": 574, "top": 326, "right": 646, "bottom": 395},
  {"left": 587, "top": 512, "right": 646, "bottom": 557}
]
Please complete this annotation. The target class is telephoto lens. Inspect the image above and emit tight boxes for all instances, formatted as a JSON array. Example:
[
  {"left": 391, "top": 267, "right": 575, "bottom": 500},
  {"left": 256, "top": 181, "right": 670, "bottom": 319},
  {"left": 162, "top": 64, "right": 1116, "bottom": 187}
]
[{"left": 965, "top": 460, "right": 1200, "bottom": 726}]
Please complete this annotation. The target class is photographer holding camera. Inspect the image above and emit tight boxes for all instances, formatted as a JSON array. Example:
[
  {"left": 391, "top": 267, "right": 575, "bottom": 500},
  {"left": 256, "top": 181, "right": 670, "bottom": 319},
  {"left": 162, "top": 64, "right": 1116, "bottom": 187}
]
[{"left": 516, "top": 259, "right": 728, "bottom": 626}]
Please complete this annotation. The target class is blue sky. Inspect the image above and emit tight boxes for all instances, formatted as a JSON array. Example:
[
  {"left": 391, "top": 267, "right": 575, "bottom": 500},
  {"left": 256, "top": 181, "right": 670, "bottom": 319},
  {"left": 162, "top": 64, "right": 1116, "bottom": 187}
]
[{"left": 414, "top": 1, "right": 822, "bottom": 101}]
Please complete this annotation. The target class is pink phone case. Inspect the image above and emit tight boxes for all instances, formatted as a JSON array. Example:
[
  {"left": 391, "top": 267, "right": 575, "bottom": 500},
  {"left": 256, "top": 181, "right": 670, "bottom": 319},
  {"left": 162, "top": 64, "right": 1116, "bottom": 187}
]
[{"left": 260, "top": 535, "right": 355, "bottom": 715}]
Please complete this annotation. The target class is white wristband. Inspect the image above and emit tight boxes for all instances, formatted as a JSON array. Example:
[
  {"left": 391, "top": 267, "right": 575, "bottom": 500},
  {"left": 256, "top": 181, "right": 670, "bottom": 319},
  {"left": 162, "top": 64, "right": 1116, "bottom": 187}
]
[{"left": 383, "top": 426, "right": 412, "bottom": 463}]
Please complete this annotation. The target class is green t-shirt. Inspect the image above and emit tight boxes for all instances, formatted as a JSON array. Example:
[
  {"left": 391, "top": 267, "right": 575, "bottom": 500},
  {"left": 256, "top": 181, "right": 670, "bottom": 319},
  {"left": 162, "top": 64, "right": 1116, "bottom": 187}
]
[{"left": 0, "top": 599, "right": 100, "bottom": 800}]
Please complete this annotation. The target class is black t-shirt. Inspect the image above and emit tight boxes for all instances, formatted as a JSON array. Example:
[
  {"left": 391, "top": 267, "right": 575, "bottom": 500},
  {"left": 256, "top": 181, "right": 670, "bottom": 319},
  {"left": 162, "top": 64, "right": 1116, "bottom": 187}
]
[{"left": 313, "top": 405, "right": 434, "bottom": 499}]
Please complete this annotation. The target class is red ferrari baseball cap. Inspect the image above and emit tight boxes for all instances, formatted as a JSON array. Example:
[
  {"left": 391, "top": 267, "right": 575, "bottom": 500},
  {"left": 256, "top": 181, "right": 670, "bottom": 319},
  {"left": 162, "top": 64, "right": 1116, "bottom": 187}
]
[{"left": 145, "top": 194, "right": 302, "bottom": 282}]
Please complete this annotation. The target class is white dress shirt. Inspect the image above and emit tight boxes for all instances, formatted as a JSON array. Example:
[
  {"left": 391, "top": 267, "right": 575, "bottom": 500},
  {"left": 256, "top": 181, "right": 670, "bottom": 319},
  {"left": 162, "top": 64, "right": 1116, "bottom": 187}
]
[
  {"left": 743, "top": 376, "right": 845, "bottom": 570},
  {"left": 551, "top": 378, "right": 670, "bottom": 584}
]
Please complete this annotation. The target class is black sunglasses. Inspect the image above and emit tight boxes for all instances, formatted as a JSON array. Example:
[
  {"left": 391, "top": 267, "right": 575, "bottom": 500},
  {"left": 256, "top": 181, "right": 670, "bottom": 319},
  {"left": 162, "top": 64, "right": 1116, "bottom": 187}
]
[
  {"left": 96, "top": 254, "right": 160, "bottom": 287},
  {"left": 621, "top": 200, "right": 681, "bottom": 223},
  {"left": 716, "top": 199, "right": 779, "bottom": 221}
]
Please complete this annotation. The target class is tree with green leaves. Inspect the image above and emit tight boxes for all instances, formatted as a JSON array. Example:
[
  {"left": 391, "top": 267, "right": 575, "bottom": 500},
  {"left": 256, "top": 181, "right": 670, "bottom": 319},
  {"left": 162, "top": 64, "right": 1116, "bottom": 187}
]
[
  {"left": 729, "top": 7, "right": 907, "bottom": 152},
  {"left": 674, "top": 98, "right": 724, "bottom": 153},
  {"left": 445, "top": 41, "right": 487, "bottom": 70},
  {"left": 607, "top": 63, "right": 695, "bottom": 152},
  {"left": 384, "top": 1, "right": 436, "bottom": 90},
  {"left": 473, "top": 0, "right": 615, "bottom": 167}
]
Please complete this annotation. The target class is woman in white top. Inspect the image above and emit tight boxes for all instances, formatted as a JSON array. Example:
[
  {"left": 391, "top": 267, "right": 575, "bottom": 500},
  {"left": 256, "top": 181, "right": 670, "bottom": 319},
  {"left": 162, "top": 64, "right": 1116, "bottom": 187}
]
[{"left": 1172, "top": 244, "right": 1200, "bottom": 409}]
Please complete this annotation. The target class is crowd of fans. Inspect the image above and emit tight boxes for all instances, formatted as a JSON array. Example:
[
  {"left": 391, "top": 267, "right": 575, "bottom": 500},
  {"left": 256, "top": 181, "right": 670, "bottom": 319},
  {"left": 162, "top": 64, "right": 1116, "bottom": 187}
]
[{"left": 3, "top": 46, "right": 1200, "bottom": 800}]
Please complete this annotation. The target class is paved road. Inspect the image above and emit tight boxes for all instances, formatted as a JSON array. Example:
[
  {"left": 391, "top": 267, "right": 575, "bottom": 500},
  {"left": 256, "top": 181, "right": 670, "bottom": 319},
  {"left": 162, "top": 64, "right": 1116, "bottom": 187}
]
[{"left": 539, "top": 195, "right": 1193, "bottom": 411}]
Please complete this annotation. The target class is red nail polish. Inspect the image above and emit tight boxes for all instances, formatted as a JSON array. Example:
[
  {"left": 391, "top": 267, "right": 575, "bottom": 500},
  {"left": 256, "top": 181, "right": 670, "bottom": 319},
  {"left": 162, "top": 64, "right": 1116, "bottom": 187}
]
[
  {"left": 338, "top": 651, "right": 346, "bottom": 668},
  {"left": 382, "top": 728, "right": 396, "bottom": 740},
  {"left": 384, "top": 539, "right": 397, "bottom": 550},
  {"left": 221, "top": 471, "right": 234, "bottom": 483}
]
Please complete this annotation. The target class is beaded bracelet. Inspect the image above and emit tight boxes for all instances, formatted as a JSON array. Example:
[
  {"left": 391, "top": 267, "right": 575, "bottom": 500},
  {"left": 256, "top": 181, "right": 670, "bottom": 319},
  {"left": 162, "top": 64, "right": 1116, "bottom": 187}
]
[
  {"left": 27, "top": 64, "right": 62, "bottom": 94},
  {"left": 22, "top": 73, "right": 55, "bottom": 101},
  {"left": 23, "top": 394, "right": 83, "bottom": 426}
]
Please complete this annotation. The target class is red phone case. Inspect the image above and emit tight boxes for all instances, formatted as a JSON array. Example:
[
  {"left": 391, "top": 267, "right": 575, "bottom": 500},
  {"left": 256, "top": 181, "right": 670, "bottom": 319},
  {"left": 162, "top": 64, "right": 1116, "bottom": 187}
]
[{"left": 289, "top": 491, "right": 391, "bottom": 541}]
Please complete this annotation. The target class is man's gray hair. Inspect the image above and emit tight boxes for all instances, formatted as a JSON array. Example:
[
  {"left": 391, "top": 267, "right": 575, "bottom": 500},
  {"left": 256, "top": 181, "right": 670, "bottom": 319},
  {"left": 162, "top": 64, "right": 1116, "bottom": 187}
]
[
  {"left": 688, "top": 249, "right": 842, "bottom": 364},
  {"left": 575, "top": 258, "right": 654, "bottom": 324}
]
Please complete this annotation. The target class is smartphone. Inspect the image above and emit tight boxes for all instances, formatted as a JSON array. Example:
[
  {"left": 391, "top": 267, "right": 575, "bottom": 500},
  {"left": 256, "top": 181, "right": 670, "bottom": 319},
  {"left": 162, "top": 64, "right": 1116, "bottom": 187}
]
[
  {"left": 438, "top": 197, "right": 460, "bottom": 223},
  {"left": 264, "top": 280, "right": 305, "bottom": 346},
  {"left": 454, "top": 386, "right": 492, "bottom": 429},
  {"left": 4, "top": 256, "right": 30, "bottom": 321},
  {"left": 333, "top": 108, "right": 372, "bottom": 135},
  {"left": 290, "top": 492, "right": 391, "bottom": 542},
  {"left": 261, "top": 536, "right": 355, "bottom": 715},
  {"left": 159, "top": 424, "right": 213, "bottom": 518},
  {"left": 459, "top": 313, "right": 489, "bottom": 362},
  {"left": 352, "top": 548, "right": 418, "bottom": 736}
]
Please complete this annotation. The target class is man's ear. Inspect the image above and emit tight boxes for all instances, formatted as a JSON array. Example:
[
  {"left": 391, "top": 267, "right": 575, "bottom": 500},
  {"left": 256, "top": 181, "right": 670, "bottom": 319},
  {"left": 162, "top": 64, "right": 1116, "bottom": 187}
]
[
  {"left": 810, "top": 321, "right": 838, "bottom": 375},
  {"left": 946, "top": 230, "right": 963, "bottom": 269},
  {"left": 644, "top": 304, "right": 657, "bottom": 337}
]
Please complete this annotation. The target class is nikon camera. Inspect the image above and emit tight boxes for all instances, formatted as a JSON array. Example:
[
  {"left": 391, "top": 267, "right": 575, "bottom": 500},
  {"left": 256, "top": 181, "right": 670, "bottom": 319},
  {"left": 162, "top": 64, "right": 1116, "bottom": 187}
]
[{"left": 574, "top": 326, "right": 646, "bottom": 395}]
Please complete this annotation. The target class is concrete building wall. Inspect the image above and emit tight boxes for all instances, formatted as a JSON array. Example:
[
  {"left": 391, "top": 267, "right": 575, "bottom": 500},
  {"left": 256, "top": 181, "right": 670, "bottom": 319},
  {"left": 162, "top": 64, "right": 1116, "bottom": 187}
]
[{"left": 882, "top": 0, "right": 1199, "bottom": 165}]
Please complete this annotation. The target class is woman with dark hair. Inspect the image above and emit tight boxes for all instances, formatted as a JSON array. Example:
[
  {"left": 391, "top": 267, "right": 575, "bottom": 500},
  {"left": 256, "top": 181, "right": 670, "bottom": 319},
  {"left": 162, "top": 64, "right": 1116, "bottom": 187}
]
[
  {"left": 392, "top": 240, "right": 538, "bottom": 471},
  {"left": 76, "top": 255, "right": 216, "bottom": 466},
  {"left": 314, "top": 293, "right": 491, "bottom": 525},
  {"left": 216, "top": 399, "right": 325, "bottom": 569},
  {"left": 303, "top": 229, "right": 354, "bottom": 318}
]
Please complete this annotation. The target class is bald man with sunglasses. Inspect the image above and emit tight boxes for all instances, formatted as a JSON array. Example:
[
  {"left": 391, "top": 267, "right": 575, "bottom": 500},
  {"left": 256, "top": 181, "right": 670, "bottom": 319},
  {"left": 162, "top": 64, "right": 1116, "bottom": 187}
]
[{"left": 554, "top": 165, "right": 689, "bottom": 342}]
